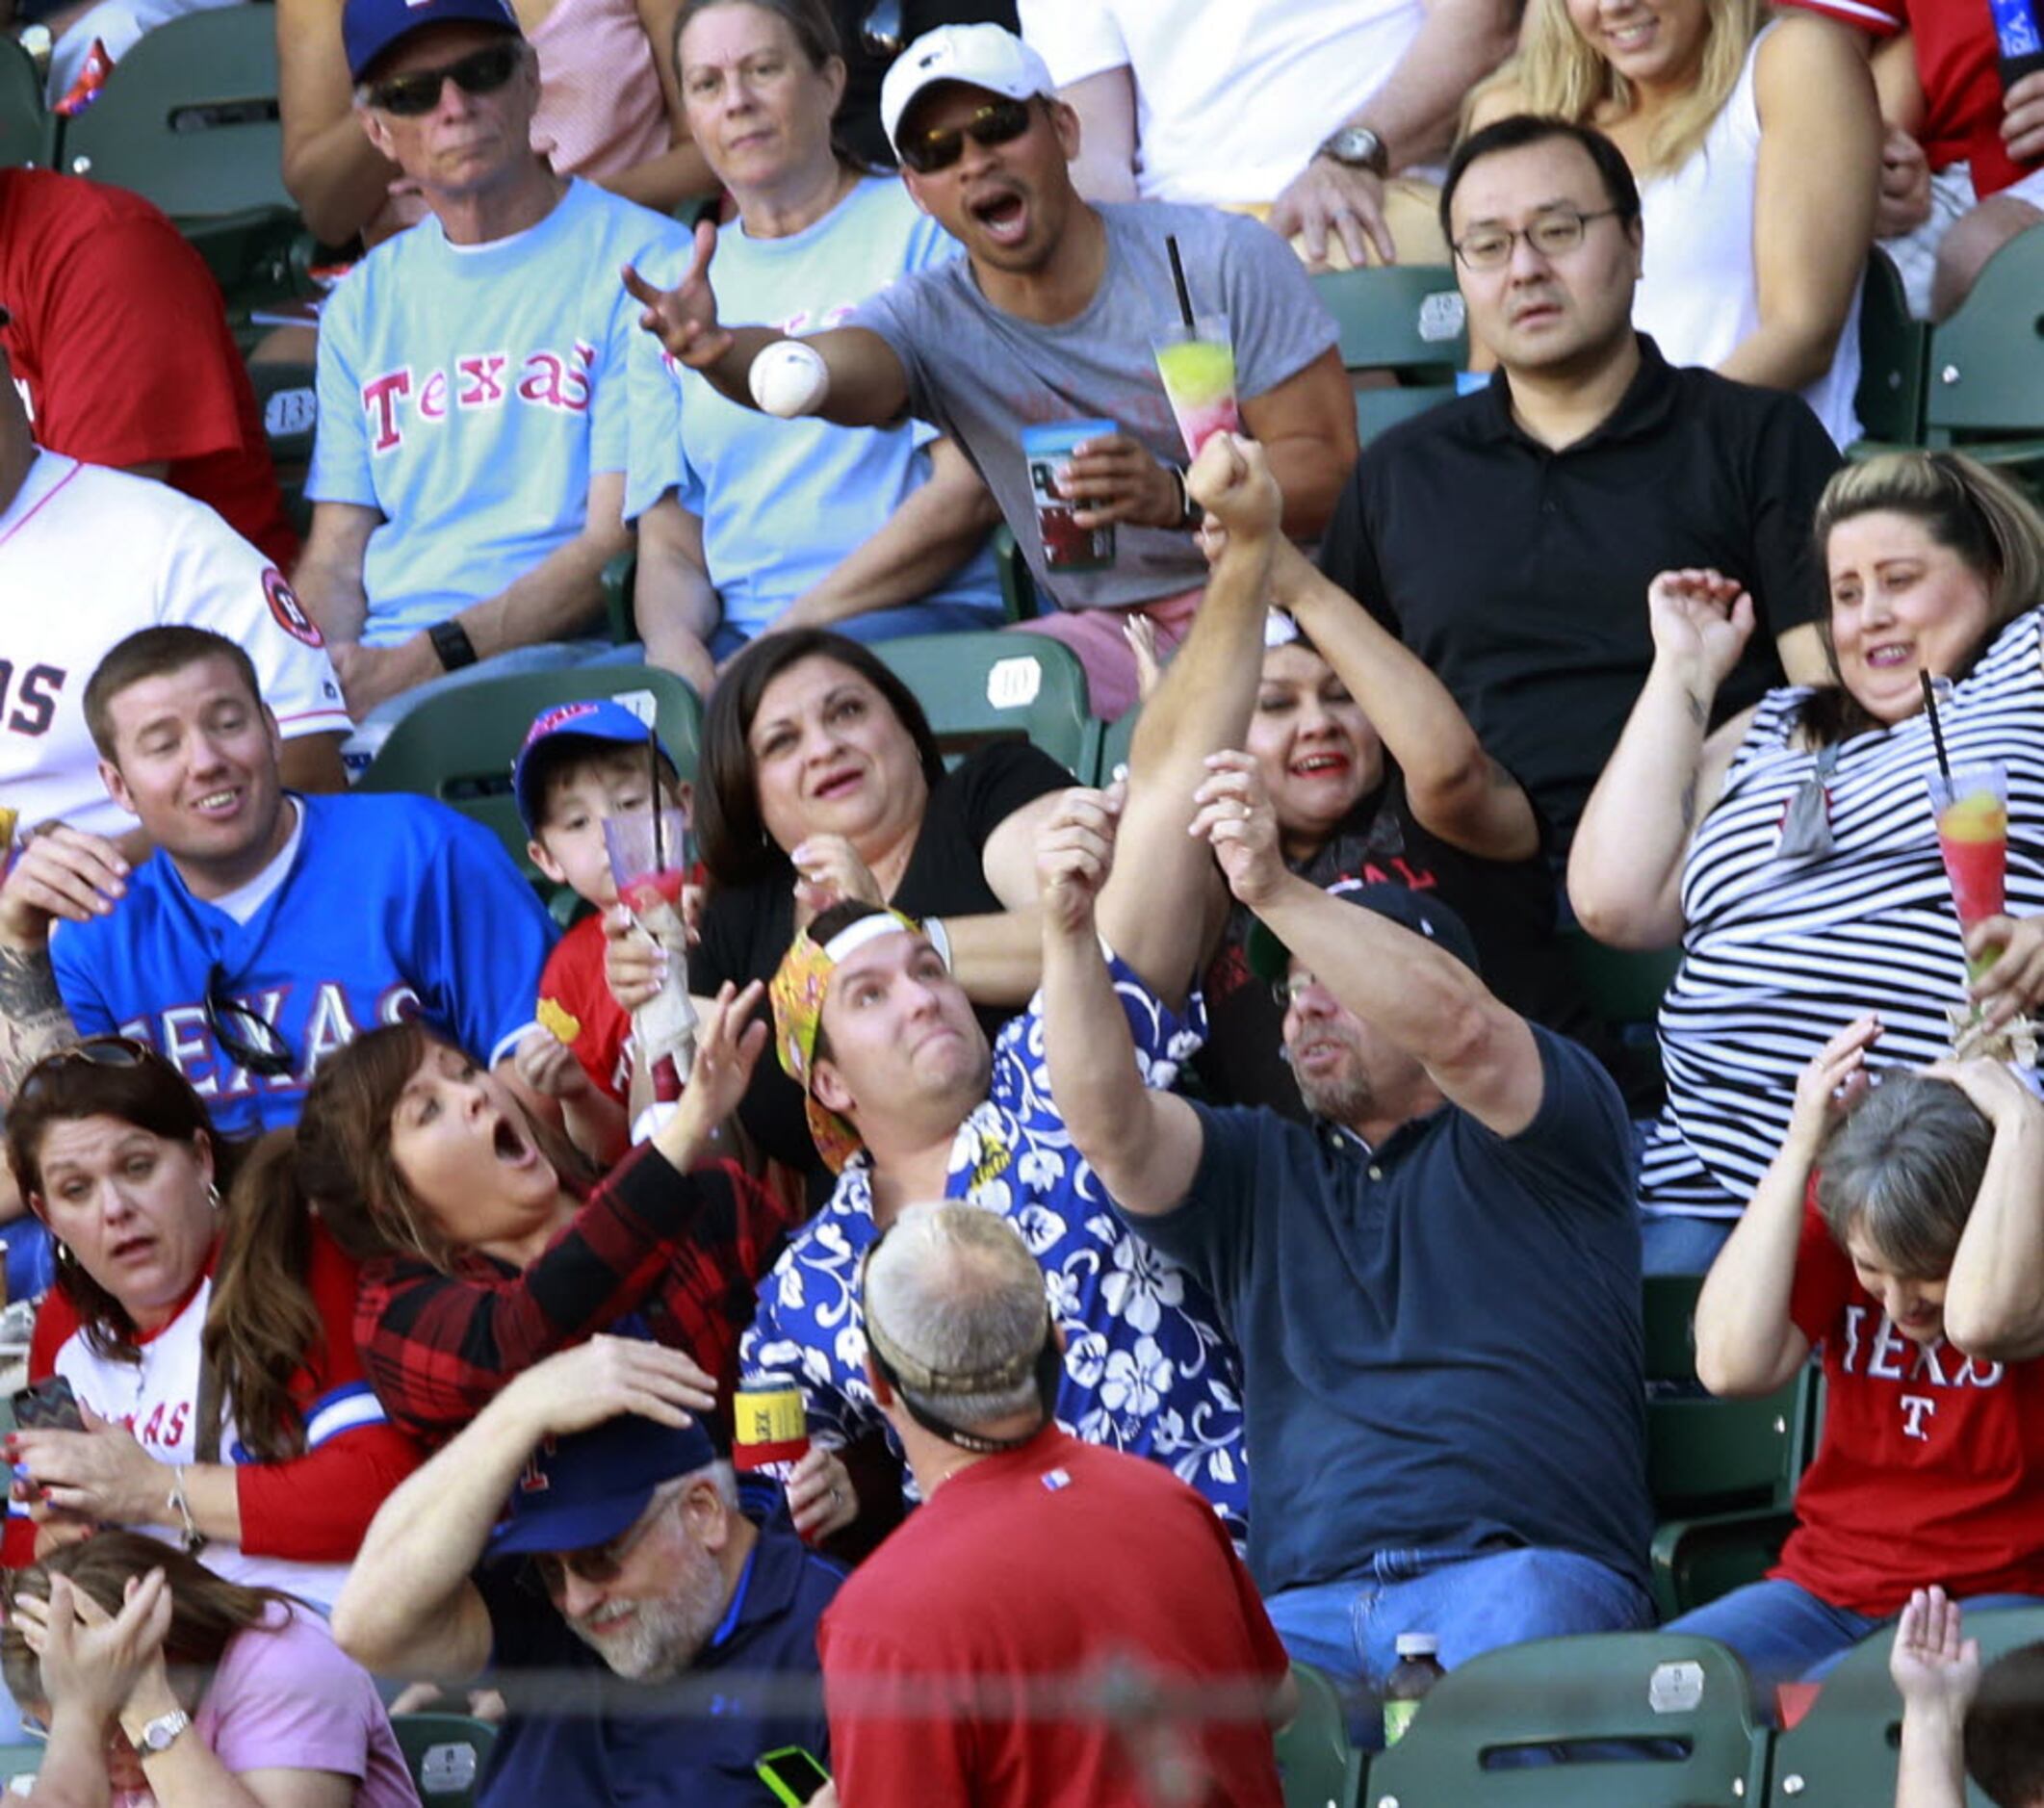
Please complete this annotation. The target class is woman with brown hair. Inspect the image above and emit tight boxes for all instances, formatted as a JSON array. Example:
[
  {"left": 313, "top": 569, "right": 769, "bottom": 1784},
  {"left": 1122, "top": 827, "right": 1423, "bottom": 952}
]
[
  {"left": 5, "top": 1530, "right": 419, "bottom": 1807},
  {"left": 1, "top": 1042, "right": 418, "bottom": 1611},
  {"left": 238, "top": 985, "right": 854, "bottom": 1537},
  {"left": 1571, "top": 451, "right": 2044, "bottom": 1273}
]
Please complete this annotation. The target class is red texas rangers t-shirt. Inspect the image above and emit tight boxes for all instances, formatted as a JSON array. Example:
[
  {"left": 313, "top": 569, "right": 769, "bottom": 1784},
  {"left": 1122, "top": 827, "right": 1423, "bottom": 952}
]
[{"left": 1772, "top": 1196, "right": 2044, "bottom": 1616}]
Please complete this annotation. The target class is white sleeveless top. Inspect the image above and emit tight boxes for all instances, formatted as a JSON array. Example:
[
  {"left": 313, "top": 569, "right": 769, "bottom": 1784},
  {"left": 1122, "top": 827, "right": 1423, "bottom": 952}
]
[
  {"left": 1633, "top": 24, "right": 1864, "bottom": 448},
  {"left": 1641, "top": 609, "right": 2044, "bottom": 1217}
]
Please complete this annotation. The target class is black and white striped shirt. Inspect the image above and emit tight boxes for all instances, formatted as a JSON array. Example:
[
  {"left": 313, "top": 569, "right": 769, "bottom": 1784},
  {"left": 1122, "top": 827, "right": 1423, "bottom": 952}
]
[{"left": 1641, "top": 607, "right": 2044, "bottom": 1219}]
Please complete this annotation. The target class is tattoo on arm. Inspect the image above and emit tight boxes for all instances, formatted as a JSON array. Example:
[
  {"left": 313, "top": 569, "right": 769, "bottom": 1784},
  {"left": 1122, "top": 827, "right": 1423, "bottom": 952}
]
[
  {"left": 1685, "top": 688, "right": 1708, "bottom": 731},
  {"left": 0, "top": 944, "right": 77, "bottom": 1100},
  {"left": 1679, "top": 777, "right": 1698, "bottom": 833}
]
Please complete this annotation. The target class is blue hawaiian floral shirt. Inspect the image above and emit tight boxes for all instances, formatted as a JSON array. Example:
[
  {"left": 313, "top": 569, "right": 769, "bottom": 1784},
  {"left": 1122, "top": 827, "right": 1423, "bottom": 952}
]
[{"left": 741, "top": 953, "right": 1249, "bottom": 1536}]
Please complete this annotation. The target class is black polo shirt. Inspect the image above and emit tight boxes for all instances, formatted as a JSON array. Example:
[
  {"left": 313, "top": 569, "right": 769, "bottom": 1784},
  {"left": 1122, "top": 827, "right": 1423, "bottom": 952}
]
[
  {"left": 1319, "top": 336, "right": 1840, "bottom": 844},
  {"left": 476, "top": 1493, "right": 842, "bottom": 1808}
]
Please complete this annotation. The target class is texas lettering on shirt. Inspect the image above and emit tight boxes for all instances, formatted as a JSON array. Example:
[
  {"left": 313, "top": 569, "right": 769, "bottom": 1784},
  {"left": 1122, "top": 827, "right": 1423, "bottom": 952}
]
[
  {"left": 117, "top": 979, "right": 424, "bottom": 1101},
  {"left": 361, "top": 342, "right": 598, "bottom": 453},
  {"left": 1838, "top": 1305, "right": 2005, "bottom": 1443}
]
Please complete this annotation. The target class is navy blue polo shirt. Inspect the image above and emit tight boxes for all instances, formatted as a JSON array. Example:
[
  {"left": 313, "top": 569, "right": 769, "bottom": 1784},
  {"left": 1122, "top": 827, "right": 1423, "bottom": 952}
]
[
  {"left": 1124, "top": 1025, "right": 1651, "bottom": 1600},
  {"left": 476, "top": 1491, "right": 842, "bottom": 1807},
  {"left": 1320, "top": 334, "right": 1838, "bottom": 843}
]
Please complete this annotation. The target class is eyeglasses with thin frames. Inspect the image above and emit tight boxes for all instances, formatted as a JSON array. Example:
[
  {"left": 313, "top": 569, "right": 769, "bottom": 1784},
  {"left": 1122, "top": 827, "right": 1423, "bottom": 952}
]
[
  {"left": 15, "top": 1036, "right": 156, "bottom": 1107},
  {"left": 896, "top": 95, "right": 1035, "bottom": 175},
  {"left": 1450, "top": 206, "right": 1621, "bottom": 272},
  {"left": 360, "top": 40, "right": 523, "bottom": 117}
]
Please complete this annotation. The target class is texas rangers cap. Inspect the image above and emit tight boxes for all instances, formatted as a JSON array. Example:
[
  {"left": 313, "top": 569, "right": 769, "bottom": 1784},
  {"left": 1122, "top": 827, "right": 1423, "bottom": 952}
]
[
  {"left": 512, "top": 698, "right": 679, "bottom": 837},
  {"left": 487, "top": 1411, "right": 718, "bottom": 1559},
  {"left": 344, "top": 0, "right": 521, "bottom": 83},
  {"left": 1246, "top": 879, "right": 1483, "bottom": 985},
  {"left": 880, "top": 24, "right": 1055, "bottom": 158}
]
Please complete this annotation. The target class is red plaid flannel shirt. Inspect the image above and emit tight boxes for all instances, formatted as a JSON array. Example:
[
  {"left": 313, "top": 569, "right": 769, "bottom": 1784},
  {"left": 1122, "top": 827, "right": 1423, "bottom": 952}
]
[{"left": 352, "top": 1140, "right": 793, "bottom": 1449}]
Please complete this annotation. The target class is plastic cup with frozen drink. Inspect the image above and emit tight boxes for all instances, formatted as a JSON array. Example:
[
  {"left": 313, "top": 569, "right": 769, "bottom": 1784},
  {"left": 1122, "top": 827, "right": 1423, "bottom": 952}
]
[
  {"left": 1152, "top": 315, "right": 1240, "bottom": 459},
  {"left": 604, "top": 806, "right": 694, "bottom": 1099},
  {"left": 1021, "top": 418, "right": 1118, "bottom": 572},
  {"left": 1928, "top": 763, "right": 2009, "bottom": 981}
]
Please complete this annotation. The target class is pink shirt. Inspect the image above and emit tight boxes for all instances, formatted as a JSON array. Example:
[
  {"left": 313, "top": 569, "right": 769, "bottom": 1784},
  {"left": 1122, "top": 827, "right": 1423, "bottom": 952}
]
[
  {"left": 195, "top": 1607, "right": 421, "bottom": 1807},
  {"left": 529, "top": 0, "right": 671, "bottom": 185}
]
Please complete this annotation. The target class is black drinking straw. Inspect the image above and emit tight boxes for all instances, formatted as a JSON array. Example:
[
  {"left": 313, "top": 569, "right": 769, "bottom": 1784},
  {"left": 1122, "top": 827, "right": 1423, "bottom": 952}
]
[
  {"left": 649, "top": 734, "right": 666, "bottom": 870},
  {"left": 1166, "top": 235, "right": 1195, "bottom": 327},
  {"left": 1921, "top": 672, "right": 1953, "bottom": 783}
]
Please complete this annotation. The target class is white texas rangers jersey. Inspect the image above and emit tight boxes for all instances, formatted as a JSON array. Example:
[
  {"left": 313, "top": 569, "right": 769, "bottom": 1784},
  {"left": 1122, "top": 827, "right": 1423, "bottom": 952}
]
[{"left": 0, "top": 452, "right": 351, "bottom": 843}]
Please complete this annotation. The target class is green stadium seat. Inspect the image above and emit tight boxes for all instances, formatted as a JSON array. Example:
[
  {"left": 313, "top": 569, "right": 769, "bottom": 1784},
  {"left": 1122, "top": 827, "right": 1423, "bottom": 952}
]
[
  {"left": 0, "top": 1741, "right": 39, "bottom": 1791},
  {"left": 874, "top": 632, "right": 1100, "bottom": 779},
  {"left": 59, "top": 8, "right": 298, "bottom": 303},
  {"left": 1851, "top": 248, "right": 1929, "bottom": 452},
  {"left": 1359, "top": 1631, "right": 1769, "bottom": 1807},
  {"left": 1643, "top": 1275, "right": 1822, "bottom": 1618},
  {"left": 1561, "top": 929, "right": 1679, "bottom": 1031},
  {"left": 247, "top": 358, "right": 317, "bottom": 536},
  {"left": 1921, "top": 227, "right": 2044, "bottom": 493},
  {"left": 358, "top": 664, "right": 702, "bottom": 880},
  {"left": 1, "top": 38, "right": 48, "bottom": 168},
  {"left": 393, "top": 1712, "right": 497, "bottom": 1806},
  {"left": 1276, "top": 1663, "right": 1362, "bottom": 1808},
  {"left": 1769, "top": 1606, "right": 2044, "bottom": 1808},
  {"left": 1310, "top": 265, "right": 1468, "bottom": 446},
  {"left": 1096, "top": 703, "right": 1136, "bottom": 786}
]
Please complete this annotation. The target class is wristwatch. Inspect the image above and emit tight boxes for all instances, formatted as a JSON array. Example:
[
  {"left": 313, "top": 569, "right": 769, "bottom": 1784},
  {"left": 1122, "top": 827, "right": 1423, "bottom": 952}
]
[
  {"left": 1316, "top": 124, "right": 1389, "bottom": 178},
  {"left": 427, "top": 618, "right": 479, "bottom": 672},
  {"left": 131, "top": 1709, "right": 192, "bottom": 1757}
]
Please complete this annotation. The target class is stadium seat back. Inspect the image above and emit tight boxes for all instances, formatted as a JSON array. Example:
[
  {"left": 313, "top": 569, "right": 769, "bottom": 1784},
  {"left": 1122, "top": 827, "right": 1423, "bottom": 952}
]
[
  {"left": 873, "top": 632, "right": 1100, "bottom": 779},
  {"left": 1276, "top": 1663, "right": 1362, "bottom": 1808},
  {"left": 1560, "top": 930, "right": 1679, "bottom": 1030},
  {"left": 359, "top": 665, "right": 703, "bottom": 878},
  {"left": 1362, "top": 1632, "right": 1767, "bottom": 1807},
  {"left": 1853, "top": 248, "right": 1928, "bottom": 449},
  {"left": 0, "top": 1740, "right": 39, "bottom": 1792},
  {"left": 61, "top": 9, "right": 292, "bottom": 225},
  {"left": 1312, "top": 265, "right": 1468, "bottom": 447},
  {"left": 1924, "top": 229, "right": 2044, "bottom": 462},
  {"left": 1, "top": 38, "right": 47, "bottom": 168},
  {"left": 392, "top": 1713, "right": 497, "bottom": 1806},
  {"left": 1770, "top": 1607, "right": 2044, "bottom": 1808}
]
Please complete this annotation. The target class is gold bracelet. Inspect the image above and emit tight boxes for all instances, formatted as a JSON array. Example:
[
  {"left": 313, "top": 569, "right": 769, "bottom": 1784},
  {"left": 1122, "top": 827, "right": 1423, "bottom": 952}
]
[{"left": 166, "top": 1469, "right": 204, "bottom": 1555}]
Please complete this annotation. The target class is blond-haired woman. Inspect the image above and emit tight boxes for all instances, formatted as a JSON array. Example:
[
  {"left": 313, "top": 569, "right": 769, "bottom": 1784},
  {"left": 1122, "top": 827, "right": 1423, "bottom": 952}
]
[
  {"left": 1570, "top": 452, "right": 2044, "bottom": 1273},
  {"left": 1468, "top": 0, "right": 1878, "bottom": 447}
]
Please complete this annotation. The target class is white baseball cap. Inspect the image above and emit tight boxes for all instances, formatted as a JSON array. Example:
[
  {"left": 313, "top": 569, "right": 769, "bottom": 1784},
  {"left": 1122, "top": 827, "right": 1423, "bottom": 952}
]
[{"left": 880, "top": 24, "right": 1056, "bottom": 159}]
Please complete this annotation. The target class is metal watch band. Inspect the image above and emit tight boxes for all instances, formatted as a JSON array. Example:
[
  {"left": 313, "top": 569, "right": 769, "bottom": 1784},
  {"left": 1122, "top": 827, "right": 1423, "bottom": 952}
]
[{"left": 134, "top": 1709, "right": 192, "bottom": 1755}]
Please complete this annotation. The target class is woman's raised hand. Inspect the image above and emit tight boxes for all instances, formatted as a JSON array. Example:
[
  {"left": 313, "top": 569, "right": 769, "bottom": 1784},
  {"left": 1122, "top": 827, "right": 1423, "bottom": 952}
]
[
  {"left": 1646, "top": 568, "right": 1756, "bottom": 690},
  {"left": 790, "top": 836, "right": 884, "bottom": 931},
  {"left": 1785, "top": 1012, "right": 1880, "bottom": 1154},
  {"left": 1965, "top": 913, "right": 2044, "bottom": 1030},
  {"left": 30, "top": 1570, "right": 174, "bottom": 1725},
  {"left": 670, "top": 980, "right": 769, "bottom": 1152}
]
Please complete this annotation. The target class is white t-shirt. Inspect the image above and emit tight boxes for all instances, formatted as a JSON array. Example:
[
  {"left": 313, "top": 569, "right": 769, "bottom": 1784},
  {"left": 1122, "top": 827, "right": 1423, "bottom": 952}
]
[
  {"left": 1634, "top": 24, "right": 1863, "bottom": 448},
  {"left": 0, "top": 453, "right": 351, "bottom": 842},
  {"left": 1016, "top": 0, "right": 1426, "bottom": 205}
]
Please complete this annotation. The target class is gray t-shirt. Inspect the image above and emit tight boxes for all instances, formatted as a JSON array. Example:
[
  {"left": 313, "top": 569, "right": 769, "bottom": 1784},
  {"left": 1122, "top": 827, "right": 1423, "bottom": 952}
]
[{"left": 848, "top": 200, "right": 1337, "bottom": 610}]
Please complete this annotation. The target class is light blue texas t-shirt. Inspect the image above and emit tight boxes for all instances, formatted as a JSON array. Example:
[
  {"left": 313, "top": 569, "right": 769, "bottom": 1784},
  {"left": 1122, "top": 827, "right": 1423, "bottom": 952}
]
[
  {"left": 310, "top": 178, "right": 689, "bottom": 646},
  {"left": 624, "top": 175, "right": 1000, "bottom": 640}
]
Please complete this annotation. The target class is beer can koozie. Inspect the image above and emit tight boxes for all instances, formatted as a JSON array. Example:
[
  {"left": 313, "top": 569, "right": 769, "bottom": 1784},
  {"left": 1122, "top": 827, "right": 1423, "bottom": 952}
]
[{"left": 733, "top": 1373, "right": 811, "bottom": 1473}]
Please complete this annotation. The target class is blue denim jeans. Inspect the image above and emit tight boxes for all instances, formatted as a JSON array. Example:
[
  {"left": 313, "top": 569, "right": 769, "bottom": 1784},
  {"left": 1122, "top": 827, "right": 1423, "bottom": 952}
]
[
  {"left": 1263, "top": 1544, "right": 1655, "bottom": 1737},
  {"left": 1639, "top": 1210, "right": 1734, "bottom": 1276},
  {"left": 1667, "top": 1579, "right": 2044, "bottom": 1697}
]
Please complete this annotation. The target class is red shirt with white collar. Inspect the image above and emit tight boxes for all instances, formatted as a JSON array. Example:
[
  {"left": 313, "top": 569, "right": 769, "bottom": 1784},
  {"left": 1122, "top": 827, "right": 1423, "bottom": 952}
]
[{"left": 1772, "top": 1195, "right": 2044, "bottom": 1615}]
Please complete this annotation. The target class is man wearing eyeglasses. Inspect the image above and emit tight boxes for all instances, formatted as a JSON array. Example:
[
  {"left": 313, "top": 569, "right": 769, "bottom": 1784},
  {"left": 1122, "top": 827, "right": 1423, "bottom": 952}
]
[
  {"left": 291, "top": 0, "right": 692, "bottom": 758},
  {"left": 335, "top": 1336, "right": 843, "bottom": 1808},
  {"left": 625, "top": 22, "right": 1356, "bottom": 720},
  {"left": 1319, "top": 113, "right": 1841, "bottom": 853}
]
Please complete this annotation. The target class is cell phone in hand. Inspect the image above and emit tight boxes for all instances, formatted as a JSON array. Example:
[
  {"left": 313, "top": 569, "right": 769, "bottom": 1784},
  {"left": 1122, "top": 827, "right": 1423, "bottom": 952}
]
[
  {"left": 756, "top": 1745, "right": 831, "bottom": 1806},
  {"left": 12, "top": 1377, "right": 85, "bottom": 1433}
]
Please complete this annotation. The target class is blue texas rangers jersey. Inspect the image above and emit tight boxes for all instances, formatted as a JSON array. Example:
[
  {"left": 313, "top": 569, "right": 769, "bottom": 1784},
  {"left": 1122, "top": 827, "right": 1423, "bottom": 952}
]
[{"left": 50, "top": 791, "right": 556, "bottom": 1138}]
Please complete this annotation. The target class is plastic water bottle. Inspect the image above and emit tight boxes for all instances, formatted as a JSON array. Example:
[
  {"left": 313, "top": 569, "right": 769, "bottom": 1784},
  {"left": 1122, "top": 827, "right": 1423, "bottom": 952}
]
[{"left": 1383, "top": 1634, "right": 1445, "bottom": 1746}]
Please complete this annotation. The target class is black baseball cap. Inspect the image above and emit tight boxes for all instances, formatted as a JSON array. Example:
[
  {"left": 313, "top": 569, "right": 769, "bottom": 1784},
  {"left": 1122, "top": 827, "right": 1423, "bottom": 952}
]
[{"left": 1246, "top": 879, "right": 1482, "bottom": 984}]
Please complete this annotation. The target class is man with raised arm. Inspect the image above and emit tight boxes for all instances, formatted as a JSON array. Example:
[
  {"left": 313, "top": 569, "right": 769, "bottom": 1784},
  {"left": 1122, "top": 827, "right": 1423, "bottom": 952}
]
[
  {"left": 1037, "top": 726, "right": 1654, "bottom": 1698},
  {"left": 624, "top": 22, "right": 1353, "bottom": 717},
  {"left": 741, "top": 431, "right": 1285, "bottom": 1532}
]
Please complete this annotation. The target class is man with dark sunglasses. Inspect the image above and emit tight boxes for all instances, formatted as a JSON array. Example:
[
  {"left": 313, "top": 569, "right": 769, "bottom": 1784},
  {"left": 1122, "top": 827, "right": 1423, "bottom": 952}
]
[
  {"left": 625, "top": 21, "right": 1356, "bottom": 719},
  {"left": 291, "top": 0, "right": 692, "bottom": 762},
  {"left": 335, "top": 1336, "right": 842, "bottom": 1808}
]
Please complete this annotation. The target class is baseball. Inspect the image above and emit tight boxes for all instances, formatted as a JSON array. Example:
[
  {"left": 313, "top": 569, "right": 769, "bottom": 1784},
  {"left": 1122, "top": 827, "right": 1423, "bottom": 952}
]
[{"left": 748, "top": 340, "right": 831, "bottom": 418}]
